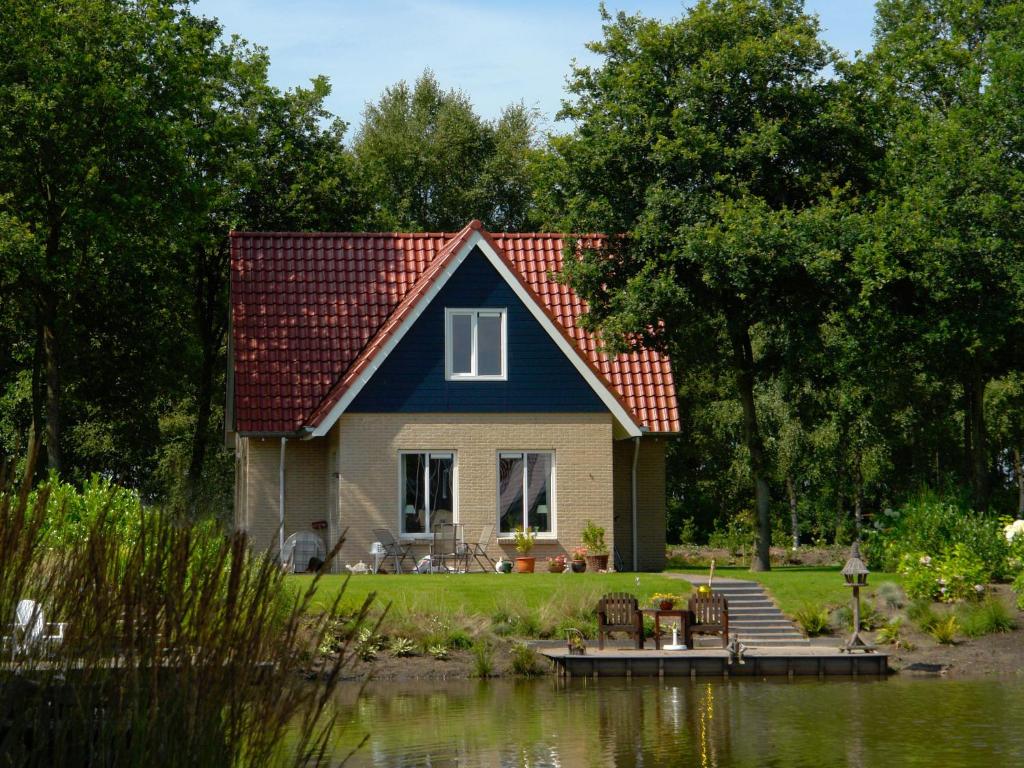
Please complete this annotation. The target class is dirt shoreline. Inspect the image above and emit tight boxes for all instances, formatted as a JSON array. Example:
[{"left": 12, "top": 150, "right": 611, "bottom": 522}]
[{"left": 323, "top": 623, "right": 1024, "bottom": 682}]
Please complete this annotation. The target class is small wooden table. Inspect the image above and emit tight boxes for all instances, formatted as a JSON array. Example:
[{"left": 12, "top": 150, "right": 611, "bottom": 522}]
[{"left": 641, "top": 609, "right": 690, "bottom": 650}]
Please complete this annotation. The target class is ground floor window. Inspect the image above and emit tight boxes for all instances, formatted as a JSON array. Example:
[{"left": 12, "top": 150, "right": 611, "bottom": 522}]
[
  {"left": 400, "top": 452, "right": 455, "bottom": 534},
  {"left": 498, "top": 452, "right": 553, "bottom": 534}
]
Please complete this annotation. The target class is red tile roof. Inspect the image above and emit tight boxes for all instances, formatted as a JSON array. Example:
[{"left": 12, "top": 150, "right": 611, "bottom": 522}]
[{"left": 230, "top": 221, "right": 680, "bottom": 435}]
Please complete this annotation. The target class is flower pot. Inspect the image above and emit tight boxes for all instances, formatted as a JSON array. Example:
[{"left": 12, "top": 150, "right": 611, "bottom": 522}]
[
  {"left": 571, "top": 559, "right": 586, "bottom": 573},
  {"left": 658, "top": 599, "right": 675, "bottom": 611},
  {"left": 548, "top": 560, "right": 566, "bottom": 573},
  {"left": 515, "top": 556, "right": 536, "bottom": 573},
  {"left": 585, "top": 554, "right": 609, "bottom": 572}
]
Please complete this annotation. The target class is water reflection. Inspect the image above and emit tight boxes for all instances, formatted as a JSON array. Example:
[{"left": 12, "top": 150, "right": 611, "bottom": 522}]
[{"left": 327, "top": 676, "right": 1024, "bottom": 767}]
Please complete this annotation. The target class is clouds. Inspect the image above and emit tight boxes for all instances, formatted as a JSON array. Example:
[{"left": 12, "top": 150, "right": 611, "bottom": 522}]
[{"left": 194, "top": 0, "right": 876, "bottom": 130}]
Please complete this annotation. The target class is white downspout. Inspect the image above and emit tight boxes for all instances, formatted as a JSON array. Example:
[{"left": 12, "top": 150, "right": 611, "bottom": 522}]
[
  {"left": 279, "top": 437, "right": 287, "bottom": 564},
  {"left": 631, "top": 436, "right": 640, "bottom": 572}
]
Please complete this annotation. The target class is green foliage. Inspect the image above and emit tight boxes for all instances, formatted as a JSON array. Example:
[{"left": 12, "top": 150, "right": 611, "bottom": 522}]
[
  {"left": 899, "top": 545, "right": 990, "bottom": 603},
  {"left": 0, "top": 461, "right": 368, "bottom": 765},
  {"left": 876, "top": 618, "right": 904, "bottom": 646},
  {"left": 793, "top": 604, "right": 830, "bottom": 637},
  {"left": 352, "top": 70, "right": 541, "bottom": 231},
  {"left": 865, "top": 492, "right": 1007, "bottom": 576},
  {"left": 907, "top": 599, "right": 942, "bottom": 633},
  {"left": 832, "top": 600, "right": 884, "bottom": 632},
  {"left": 1014, "top": 571, "right": 1024, "bottom": 611},
  {"left": 427, "top": 644, "right": 450, "bottom": 661},
  {"left": 472, "top": 640, "right": 495, "bottom": 678},
  {"left": 955, "top": 598, "right": 1017, "bottom": 638},
  {"left": 929, "top": 615, "right": 959, "bottom": 645},
  {"left": 388, "top": 637, "right": 418, "bottom": 657},
  {"left": 581, "top": 520, "right": 608, "bottom": 555},
  {"left": 510, "top": 643, "right": 542, "bottom": 677},
  {"left": 512, "top": 525, "right": 536, "bottom": 555}
]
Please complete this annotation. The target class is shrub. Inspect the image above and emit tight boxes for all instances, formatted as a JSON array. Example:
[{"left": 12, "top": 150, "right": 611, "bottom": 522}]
[
  {"left": 864, "top": 491, "right": 1008, "bottom": 577},
  {"left": 581, "top": 520, "right": 608, "bottom": 555},
  {"left": 929, "top": 615, "right": 959, "bottom": 645},
  {"left": 899, "top": 545, "right": 989, "bottom": 603},
  {"left": 427, "top": 643, "right": 450, "bottom": 660},
  {"left": 832, "top": 600, "right": 883, "bottom": 632},
  {"left": 472, "top": 640, "right": 495, "bottom": 678},
  {"left": 1013, "top": 570, "right": 1024, "bottom": 611},
  {"left": 389, "top": 637, "right": 418, "bottom": 657},
  {"left": 446, "top": 628, "right": 474, "bottom": 650},
  {"left": 907, "top": 599, "right": 942, "bottom": 633},
  {"left": 510, "top": 643, "right": 542, "bottom": 676},
  {"left": 956, "top": 597, "right": 1017, "bottom": 638},
  {"left": 875, "top": 618, "right": 903, "bottom": 646},
  {"left": 875, "top": 581, "right": 905, "bottom": 611},
  {"left": 793, "top": 603, "right": 830, "bottom": 637}
]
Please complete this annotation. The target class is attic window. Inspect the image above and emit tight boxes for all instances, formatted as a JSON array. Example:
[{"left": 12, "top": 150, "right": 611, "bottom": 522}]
[{"left": 445, "top": 309, "right": 506, "bottom": 380}]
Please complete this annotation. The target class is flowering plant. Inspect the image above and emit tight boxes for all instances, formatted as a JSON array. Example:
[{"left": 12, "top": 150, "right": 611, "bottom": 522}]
[
  {"left": 650, "top": 593, "right": 678, "bottom": 609},
  {"left": 549, "top": 554, "right": 567, "bottom": 567},
  {"left": 571, "top": 546, "right": 587, "bottom": 561},
  {"left": 513, "top": 526, "right": 536, "bottom": 555}
]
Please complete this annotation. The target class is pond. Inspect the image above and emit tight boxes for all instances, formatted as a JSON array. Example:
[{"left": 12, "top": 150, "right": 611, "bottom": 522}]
[{"left": 327, "top": 676, "right": 1024, "bottom": 767}]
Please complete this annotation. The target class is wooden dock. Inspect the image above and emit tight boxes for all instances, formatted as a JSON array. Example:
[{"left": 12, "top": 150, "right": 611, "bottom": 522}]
[{"left": 541, "top": 646, "right": 889, "bottom": 678}]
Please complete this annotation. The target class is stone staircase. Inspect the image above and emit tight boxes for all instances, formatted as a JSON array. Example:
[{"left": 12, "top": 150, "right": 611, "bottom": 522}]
[{"left": 673, "top": 575, "right": 810, "bottom": 647}]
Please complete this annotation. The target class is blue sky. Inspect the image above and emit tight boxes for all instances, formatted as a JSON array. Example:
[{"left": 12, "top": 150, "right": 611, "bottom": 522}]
[{"left": 192, "top": 1, "right": 878, "bottom": 132}]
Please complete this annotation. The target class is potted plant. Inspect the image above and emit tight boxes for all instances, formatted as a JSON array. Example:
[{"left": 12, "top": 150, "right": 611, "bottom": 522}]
[
  {"left": 651, "top": 593, "right": 678, "bottom": 611},
  {"left": 513, "top": 526, "right": 537, "bottom": 573},
  {"left": 571, "top": 547, "right": 587, "bottom": 573},
  {"left": 581, "top": 520, "right": 609, "bottom": 572},
  {"left": 548, "top": 554, "right": 567, "bottom": 573}
]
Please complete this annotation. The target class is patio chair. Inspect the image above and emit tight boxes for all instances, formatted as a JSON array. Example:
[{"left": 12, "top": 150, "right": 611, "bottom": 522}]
[
  {"left": 6, "top": 599, "right": 65, "bottom": 658},
  {"left": 597, "top": 593, "right": 644, "bottom": 650},
  {"left": 686, "top": 591, "right": 729, "bottom": 648},
  {"left": 461, "top": 524, "right": 495, "bottom": 572},
  {"left": 371, "top": 528, "right": 411, "bottom": 574},
  {"left": 430, "top": 522, "right": 463, "bottom": 573}
]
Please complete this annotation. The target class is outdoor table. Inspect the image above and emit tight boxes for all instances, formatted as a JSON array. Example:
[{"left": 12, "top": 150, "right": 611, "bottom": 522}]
[{"left": 640, "top": 608, "right": 690, "bottom": 650}]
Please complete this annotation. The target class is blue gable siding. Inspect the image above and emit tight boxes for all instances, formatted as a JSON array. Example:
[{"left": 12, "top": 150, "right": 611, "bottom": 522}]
[{"left": 348, "top": 247, "right": 608, "bottom": 413}]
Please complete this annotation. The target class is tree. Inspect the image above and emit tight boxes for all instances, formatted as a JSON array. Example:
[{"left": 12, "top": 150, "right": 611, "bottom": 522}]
[
  {"left": 353, "top": 70, "right": 541, "bottom": 231},
  {"left": 860, "top": 0, "right": 1024, "bottom": 509},
  {"left": 554, "top": 0, "right": 873, "bottom": 569},
  {"left": 0, "top": 0, "right": 226, "bottom": 478}
]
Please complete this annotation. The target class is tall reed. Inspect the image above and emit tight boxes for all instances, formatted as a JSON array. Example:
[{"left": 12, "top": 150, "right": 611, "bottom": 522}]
[{"left": 0, "top": 453, "right": 373, "bottom": 766}]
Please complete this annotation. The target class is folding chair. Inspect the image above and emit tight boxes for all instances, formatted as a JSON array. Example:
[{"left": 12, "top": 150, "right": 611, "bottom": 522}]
[
  {"left": 462, "top": 524, "right": 495, "bottom": 572},
  {"left": 371, "top": 528, "right": 411, "bottom": 574}
]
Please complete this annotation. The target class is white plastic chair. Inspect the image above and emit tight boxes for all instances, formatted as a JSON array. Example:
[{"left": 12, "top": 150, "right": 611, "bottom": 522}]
[{"left": 9, "top": 599, "right": 65, "bottom": 657}]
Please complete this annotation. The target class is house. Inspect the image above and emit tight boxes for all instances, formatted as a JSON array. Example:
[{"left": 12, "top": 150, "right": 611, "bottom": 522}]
[{"left": 227, "top": 220, "right": 679, "bottom": 572}]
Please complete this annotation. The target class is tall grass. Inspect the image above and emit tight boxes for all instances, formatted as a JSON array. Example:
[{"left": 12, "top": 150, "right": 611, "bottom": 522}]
[{"left": 0, "top": 454, "right": 373, "bottom": 766}]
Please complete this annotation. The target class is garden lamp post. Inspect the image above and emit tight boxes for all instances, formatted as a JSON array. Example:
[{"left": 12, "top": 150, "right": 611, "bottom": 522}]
[{"left": 841, "top": 542, "right": 875, "bottom": 653}]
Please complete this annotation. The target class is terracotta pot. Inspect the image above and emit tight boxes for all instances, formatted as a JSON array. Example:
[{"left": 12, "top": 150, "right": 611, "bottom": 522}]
[
  {"left": 658, "top": 599, "right": 675, "bottom": 611},
  {"left": 571, "top": 559, "right": 587, "bottom": 573},
  {"left": 585, "top": 554, "right": 609, "bottom": 572},
  {"left": 515, "top": 556, "right": 536, "bottom": 573}
]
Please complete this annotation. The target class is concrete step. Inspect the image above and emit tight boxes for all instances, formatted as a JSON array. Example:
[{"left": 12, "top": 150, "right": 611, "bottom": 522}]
[
  {"left": 731, "top": 620, "right": 803, "bottom": 629},
  {"left": 728, "top": 609, "right": 785, "bottom": 618}
]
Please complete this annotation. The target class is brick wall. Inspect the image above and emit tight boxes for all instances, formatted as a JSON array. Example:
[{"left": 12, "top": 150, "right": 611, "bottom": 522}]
[
  {"left": 612, "top": 437, "right": 667, "bottom": 571},
  {"left": 234, "top": 435, "right": 328, "bottom": 562},
  {"left": 335, "top": 412, "right": 614, "bottom": 571}
]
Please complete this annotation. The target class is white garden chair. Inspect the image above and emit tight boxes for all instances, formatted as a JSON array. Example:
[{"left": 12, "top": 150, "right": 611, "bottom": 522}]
[{"left": 6, "top": 599, "right": 66, "bottom": 658}]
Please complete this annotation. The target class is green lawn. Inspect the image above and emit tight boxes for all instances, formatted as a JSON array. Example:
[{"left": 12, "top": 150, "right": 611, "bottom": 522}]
[
  {"left": 293, "top": 571, "right": 690, "bottom": 617},
  {"left": 671, "top": 565, "right": 902, "bottom": 616}
]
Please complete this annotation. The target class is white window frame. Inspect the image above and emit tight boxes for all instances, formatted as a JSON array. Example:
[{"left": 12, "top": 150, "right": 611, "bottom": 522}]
[
  {"left": 444, "top": 308, "right": 507, "bottom": 381},
  {"left": 496, "top": 450, "right": 556, "bottom": 539},
  {"left": 398, "top": 450, "right": 458, "bottom": 539}
]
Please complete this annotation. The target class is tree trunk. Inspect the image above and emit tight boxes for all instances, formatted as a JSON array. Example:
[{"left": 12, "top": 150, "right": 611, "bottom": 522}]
[
  {"left": 852, "top": 448, "right": 863, "bottom": 535},
  {"left": 1014, "top": 447, "right": 1023, "bottom": 517},
  {"left": 185, "top": 241, "right": 228, "bottom": 512},
  {"left": 967, "top": 368, "right": 990, "bottom": 511},
  {"left": 41, "top": 297, "right": 62, "bottom": 474},
  {"left": 41, "top": 214, "right": 63, "bottom": 474},
  {"left": 727, "top": 316, "right": 771, "bottom": 572},
  {"left": 786, "top": 474, "right": 799, "bottom": 549}
]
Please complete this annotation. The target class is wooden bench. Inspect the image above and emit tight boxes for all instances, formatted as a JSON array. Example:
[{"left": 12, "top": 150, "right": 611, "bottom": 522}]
[
  {"left": 686, "top": 591, "right": 729, "bottom": 648},
  {"left": 597, "top": 593, "right": 644, "bottom": 650}
]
